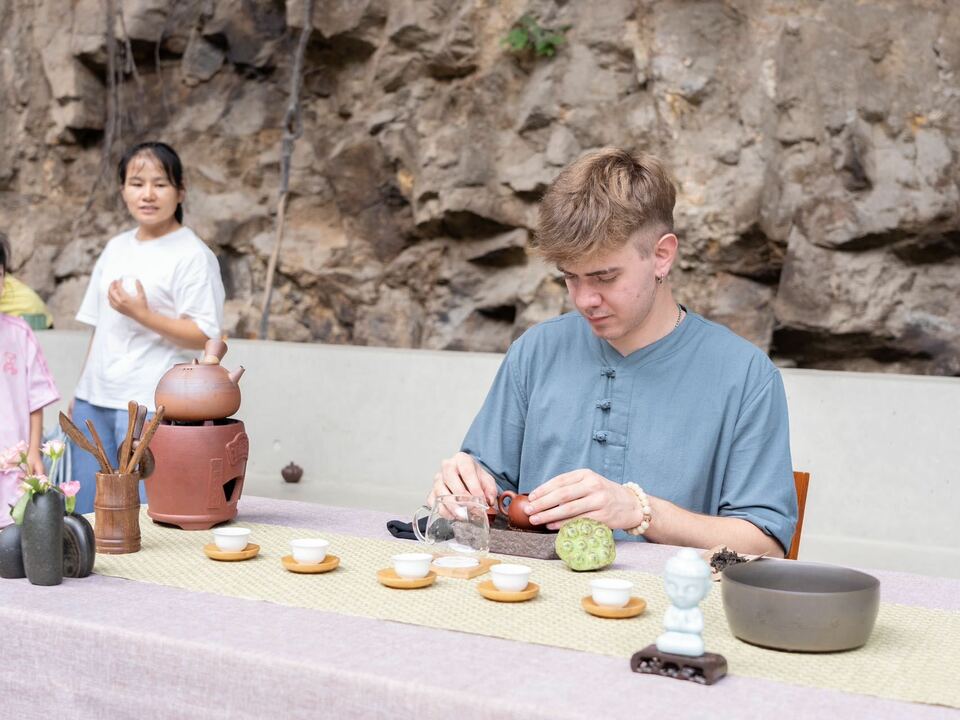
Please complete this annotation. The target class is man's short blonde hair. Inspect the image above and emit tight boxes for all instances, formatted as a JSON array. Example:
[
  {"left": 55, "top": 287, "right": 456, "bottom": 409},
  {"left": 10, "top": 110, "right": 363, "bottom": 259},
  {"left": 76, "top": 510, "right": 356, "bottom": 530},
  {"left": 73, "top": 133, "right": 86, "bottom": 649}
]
[{"left": 533, "top": 148, "right": 676, "bottom": 266}]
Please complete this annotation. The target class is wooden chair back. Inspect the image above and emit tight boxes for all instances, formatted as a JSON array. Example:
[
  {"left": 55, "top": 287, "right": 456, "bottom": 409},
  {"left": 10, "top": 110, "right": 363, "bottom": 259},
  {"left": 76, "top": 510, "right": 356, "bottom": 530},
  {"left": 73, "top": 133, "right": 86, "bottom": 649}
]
[{"left": 787, "top": 471, "right": 810, "bottom": 560}]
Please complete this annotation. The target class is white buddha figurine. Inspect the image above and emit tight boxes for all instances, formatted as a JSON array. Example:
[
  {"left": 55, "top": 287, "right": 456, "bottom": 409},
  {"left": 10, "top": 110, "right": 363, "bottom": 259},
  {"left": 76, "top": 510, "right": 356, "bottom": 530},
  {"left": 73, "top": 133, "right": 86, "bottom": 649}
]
[{"left": 656, "top": 548, "right": 712, "bottom": 657}]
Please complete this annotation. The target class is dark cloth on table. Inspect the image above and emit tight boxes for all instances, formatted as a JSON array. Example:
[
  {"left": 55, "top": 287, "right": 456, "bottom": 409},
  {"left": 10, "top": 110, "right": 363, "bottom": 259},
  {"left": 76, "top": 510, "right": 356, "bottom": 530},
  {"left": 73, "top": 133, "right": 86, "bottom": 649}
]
[{"left": 386, "top": 517, "right": 453, "bottom": 541}]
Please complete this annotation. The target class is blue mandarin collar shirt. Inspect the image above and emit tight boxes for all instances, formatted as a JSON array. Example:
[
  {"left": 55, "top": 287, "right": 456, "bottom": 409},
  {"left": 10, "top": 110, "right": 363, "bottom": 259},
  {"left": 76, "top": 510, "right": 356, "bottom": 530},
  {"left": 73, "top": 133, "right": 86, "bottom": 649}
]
[{"left": 462, "top": 310, "right": 798, "bottom": 550}]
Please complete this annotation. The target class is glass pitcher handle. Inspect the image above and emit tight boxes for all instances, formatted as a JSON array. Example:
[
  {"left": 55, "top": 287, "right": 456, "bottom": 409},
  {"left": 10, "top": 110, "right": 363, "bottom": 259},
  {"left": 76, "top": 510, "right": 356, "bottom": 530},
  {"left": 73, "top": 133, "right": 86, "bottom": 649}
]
[{"left": 411, "top": 505, "right": 431, "bottom": 543}]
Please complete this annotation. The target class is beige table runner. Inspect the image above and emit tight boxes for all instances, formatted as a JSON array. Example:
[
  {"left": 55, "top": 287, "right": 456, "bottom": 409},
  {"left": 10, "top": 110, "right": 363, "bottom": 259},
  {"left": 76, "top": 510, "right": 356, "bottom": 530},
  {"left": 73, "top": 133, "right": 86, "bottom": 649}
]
[{"left": 94, "top": 511, "right": 960, "bottom": 709}]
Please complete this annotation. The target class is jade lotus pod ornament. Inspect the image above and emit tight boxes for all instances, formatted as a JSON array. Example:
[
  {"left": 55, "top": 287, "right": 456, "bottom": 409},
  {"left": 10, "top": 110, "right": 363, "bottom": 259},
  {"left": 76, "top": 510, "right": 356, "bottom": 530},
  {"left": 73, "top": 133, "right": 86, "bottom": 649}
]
[{"left": 555, "top": 517, "right": 616, "bottom": 571}]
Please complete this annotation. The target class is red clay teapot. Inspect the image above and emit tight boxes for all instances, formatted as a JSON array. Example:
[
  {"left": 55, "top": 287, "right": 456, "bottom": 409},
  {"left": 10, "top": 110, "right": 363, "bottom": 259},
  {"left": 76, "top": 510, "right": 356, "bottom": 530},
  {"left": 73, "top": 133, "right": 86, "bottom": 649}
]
[
  {"left": 155, "top": 339, "right": 245, "bottom": 422},
  {"left": 497, "top": 491, "right": 537, "bottom": 531}
]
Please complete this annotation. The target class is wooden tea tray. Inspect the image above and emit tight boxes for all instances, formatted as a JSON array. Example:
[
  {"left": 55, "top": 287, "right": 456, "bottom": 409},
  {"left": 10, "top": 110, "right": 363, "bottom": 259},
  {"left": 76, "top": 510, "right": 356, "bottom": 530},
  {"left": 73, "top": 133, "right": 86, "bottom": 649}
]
[{"left": 431, "top": 555, "right": 500, "bottom": 579}]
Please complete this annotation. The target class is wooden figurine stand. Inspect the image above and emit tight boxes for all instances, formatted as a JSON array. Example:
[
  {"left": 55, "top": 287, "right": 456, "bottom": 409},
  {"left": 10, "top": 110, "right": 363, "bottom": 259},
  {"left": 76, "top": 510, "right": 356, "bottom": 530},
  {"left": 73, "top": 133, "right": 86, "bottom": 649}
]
[{"left": 630, "top": 645, "right": 727, "bottom": 685}]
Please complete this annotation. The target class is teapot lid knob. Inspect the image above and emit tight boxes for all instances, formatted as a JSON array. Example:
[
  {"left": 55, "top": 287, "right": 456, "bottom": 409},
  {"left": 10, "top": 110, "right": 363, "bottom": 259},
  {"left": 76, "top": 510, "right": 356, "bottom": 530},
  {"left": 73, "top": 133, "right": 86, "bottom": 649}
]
[{"left": 201, "top": 338, "right": 228, "bottom": 365}]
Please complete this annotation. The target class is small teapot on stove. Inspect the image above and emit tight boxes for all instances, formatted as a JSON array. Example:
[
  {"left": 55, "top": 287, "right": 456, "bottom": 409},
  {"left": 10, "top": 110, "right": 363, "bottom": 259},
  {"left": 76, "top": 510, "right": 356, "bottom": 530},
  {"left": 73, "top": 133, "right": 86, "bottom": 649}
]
[{"left": 155, "top": 338, "right": 245, "bottom": 422}]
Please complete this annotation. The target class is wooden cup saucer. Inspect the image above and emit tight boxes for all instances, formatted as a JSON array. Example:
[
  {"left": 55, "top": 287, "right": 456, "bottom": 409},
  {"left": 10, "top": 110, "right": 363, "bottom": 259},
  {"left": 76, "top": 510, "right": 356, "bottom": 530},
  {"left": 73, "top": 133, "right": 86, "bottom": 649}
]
[
  {"left": 376, "top": 568, "right": 437, "bottom": 589},
  {"left": 204, "top": 543, "right": 260, "bottom": 561},
  {"left": 477, "top": 579, "right": 540, "bottom": 602},
  {"left": 281, "top": 554, "right": 340, "bottom": 574},
  {"left": 581, "top": 595, "right": 646, "bottom": 618}
]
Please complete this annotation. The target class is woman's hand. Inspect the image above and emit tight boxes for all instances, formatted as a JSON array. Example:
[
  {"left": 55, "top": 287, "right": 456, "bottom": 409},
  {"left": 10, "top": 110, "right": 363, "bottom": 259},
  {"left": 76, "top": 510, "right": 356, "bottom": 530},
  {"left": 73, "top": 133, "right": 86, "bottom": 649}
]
[
  {"left": 108, "top": 279, "right": 149, "bottom": 322},
  {"left": 27, "top": 447, "right": 45, "bottom": 478}
]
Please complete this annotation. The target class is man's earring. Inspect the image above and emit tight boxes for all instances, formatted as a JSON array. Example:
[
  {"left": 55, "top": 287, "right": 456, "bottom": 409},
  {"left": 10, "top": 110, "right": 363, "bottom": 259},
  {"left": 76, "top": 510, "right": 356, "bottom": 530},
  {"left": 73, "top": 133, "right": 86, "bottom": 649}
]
[{"left": 656, "top": 275, "right": 664, "bottom": 286}]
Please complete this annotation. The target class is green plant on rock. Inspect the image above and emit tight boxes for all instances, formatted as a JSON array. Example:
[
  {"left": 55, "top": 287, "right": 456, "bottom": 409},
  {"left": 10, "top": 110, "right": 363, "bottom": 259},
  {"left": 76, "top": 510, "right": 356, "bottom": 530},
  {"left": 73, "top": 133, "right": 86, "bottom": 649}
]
[
  {"left": 555, "top": 517, "right": 616, "bottom": 571},
  {"left": 502, "top": 14, "right": 570, "bottom": 59}
]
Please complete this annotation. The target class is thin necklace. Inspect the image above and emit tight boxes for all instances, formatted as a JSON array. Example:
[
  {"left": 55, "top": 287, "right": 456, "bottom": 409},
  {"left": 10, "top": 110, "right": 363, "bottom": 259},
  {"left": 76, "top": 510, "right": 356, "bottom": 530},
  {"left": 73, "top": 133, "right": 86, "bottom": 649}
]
[{"left": 673, "top": 303, "right": 683, "bottom": 330}]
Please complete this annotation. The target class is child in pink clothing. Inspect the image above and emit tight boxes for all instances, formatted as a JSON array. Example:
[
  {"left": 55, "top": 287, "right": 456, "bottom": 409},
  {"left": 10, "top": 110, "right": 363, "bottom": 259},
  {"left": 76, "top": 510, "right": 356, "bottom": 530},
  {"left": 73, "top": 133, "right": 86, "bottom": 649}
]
[{"left": 0, "top": 232, "right": 60, "bottom": 527}]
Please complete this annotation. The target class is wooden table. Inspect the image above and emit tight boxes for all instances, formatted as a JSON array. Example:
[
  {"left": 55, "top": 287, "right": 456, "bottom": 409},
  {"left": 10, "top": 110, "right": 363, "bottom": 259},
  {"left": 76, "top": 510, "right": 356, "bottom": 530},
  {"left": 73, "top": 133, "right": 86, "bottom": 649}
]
[{"left": 1, "top": 497, "right": 956, "bottom": 719}]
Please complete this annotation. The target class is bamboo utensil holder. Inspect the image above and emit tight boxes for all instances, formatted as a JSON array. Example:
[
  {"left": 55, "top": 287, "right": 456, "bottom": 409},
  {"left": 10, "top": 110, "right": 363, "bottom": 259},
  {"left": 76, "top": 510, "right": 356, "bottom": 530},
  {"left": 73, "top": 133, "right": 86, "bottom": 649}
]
[{"left": 94, "top": 472, "right": 142, "bottom": 554}]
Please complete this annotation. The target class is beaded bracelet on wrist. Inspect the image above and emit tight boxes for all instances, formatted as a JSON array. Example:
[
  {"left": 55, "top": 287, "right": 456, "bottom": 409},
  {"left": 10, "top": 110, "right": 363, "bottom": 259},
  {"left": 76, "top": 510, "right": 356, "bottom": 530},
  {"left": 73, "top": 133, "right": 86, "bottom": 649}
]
[{"left": 623, "top": 481, "right": 652, "bottom": 536}]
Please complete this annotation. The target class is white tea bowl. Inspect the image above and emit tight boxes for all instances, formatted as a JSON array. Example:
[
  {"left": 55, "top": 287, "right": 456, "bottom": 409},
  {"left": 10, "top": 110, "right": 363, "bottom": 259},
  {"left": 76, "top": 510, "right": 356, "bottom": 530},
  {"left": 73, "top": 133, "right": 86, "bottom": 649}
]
[
  {"left": 490, "top": 563, "right": 531, "bottom": 593},
  {"left": 212, "top": 527, "right": 251, "bottom": 552},
  {"left": 290, "top": 538, "right": 330, "bottom": 565},
  {"left": 392, "top": 552, "right": 433, "bottom": 578},
  {"left": 590, "top": 578, "right": 634, "bottom": 608}
]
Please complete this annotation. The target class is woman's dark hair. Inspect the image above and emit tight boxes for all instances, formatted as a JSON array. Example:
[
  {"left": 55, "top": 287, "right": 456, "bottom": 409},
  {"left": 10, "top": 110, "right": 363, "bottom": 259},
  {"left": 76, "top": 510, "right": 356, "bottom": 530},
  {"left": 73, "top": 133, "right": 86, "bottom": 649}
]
[
  {"left": 0, "top": 231, "right": 10, "bottom": 273},
  {"left": 118, "top": 141, "right": 185, "bottom": 224}
]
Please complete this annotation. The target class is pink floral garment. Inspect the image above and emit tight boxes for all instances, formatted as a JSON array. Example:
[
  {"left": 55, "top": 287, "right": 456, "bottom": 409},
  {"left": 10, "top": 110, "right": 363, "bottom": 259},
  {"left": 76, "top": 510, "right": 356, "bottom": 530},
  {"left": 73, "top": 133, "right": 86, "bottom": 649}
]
[{"left": 0, "top": 314, "right": 59, "bottom": 527}]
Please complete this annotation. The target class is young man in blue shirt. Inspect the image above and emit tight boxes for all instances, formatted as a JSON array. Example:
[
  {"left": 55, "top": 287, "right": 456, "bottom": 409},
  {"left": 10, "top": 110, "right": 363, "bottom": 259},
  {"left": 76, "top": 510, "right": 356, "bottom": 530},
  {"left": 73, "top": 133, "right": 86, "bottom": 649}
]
[{"left": 429, "top": 148, "right": 797, "bottom": 556}]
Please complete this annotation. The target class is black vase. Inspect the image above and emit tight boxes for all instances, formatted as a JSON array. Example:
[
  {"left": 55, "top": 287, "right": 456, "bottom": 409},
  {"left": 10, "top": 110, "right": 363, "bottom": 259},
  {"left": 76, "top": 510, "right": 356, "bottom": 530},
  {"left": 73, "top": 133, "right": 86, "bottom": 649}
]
[
  {"left": 0, "top": 524, "right": 26, "bottom": 579},
  {"left": 63, "top": 513, "right": 96, "bottom": 578},
  {"left": 21, "top": 491, "right": 64, "bottom": 586}
]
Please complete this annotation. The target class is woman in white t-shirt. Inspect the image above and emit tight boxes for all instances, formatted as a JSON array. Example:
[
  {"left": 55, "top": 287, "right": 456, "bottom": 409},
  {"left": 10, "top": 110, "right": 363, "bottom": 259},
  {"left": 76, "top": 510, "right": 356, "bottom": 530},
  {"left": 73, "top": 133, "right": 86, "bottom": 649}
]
[{"left": 71, "top": 142, "right": 226, "bottom": 514}]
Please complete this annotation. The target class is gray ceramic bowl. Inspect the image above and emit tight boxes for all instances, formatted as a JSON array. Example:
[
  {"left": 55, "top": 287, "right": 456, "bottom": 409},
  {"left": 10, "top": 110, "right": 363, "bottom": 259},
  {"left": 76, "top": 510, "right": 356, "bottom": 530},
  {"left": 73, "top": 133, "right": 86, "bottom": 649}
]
[{"left": 721, "top": 560, "right": 880, "bottom": 652}]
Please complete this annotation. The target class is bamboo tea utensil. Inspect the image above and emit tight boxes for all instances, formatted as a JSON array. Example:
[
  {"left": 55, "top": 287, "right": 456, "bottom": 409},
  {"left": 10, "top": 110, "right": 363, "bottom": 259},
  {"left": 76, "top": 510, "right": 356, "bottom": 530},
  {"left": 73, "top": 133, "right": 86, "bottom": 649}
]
[
  {"left": 85, "top": 419, "right": 114, "bottom": 474},
  {"left": 125, "top": 405, "right": 164, "bottom": 474},
  {"left": 134, "top": 404, "right": 147, "bottom": 440},
  {"left": 118, "top": 401, "right": 137, "bottom": 472},
  {"left": 59, "top": 412, "right": 111, "bottom": 474}
]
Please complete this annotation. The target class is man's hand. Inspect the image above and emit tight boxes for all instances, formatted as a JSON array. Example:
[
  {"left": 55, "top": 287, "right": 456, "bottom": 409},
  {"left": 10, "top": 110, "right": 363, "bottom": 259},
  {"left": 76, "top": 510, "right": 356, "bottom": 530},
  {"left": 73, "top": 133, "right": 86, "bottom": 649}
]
[
  {"left": 428, "top": 452, "right": 498, "bottom": 508},
  {"left": 108, "top": 279, "right": 149, "bottom": 322},
  {"left": 525, "top": 469, "right": 641, "bottom": 530}
]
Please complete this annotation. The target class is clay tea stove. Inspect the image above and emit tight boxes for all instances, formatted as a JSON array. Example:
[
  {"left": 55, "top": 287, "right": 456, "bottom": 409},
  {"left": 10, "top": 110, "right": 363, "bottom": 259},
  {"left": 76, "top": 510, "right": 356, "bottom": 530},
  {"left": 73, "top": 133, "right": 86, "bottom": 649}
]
[{"left": 144, "top": 339, "right": 249, "bottom": 530}]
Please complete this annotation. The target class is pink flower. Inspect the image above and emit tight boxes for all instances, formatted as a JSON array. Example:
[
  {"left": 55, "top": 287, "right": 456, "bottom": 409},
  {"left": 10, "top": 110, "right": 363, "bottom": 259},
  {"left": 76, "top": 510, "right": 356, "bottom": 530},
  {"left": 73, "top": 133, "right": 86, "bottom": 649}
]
[
  {"left": 0, "top": 444, "right": 24, "bottom": 470},
  {"left": 41, "top": 440, "right": 65, "bottom": 458},
  {"left": 1, "top": 441, "right": 29, "bottom": 470},
  {"left": 60, "top": 481, "right": 81, "bottom": 498}
]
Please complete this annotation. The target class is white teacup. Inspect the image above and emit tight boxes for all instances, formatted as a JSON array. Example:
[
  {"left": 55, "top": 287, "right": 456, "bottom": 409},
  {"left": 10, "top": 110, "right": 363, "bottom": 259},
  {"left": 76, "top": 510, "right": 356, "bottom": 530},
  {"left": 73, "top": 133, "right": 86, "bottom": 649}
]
[
  {"left": 212, "top": 527, "right": 251, "bottom": 552},
  {"left": 290, "top": 538, "right": 330, "bottom": 565},
  {"left": 392, "top": 552, "right": 433, "bottom": 578},
  {"left": 490, "top": 563, "right": 531, "bottom": 593},
  {"left": 590, "top": 578, "right": 634, "bottom": 607}
]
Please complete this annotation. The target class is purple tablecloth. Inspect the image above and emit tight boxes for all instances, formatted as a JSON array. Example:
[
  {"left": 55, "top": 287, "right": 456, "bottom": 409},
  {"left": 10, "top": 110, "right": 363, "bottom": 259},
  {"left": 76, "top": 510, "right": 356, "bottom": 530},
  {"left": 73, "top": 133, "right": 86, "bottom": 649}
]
[{"left": 1, "top": 496, "right": 957, "bottom": 719}]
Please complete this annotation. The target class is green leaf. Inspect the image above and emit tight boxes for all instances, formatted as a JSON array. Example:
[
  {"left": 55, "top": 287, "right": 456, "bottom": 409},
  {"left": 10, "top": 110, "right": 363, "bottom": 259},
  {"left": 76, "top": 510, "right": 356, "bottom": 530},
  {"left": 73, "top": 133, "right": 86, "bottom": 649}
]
[
  {"left": 504, "top": 27, "right": 528, "bottom": 51},
  {"left": 535, "top": 39, "right": 560, "bottom": 57},
  {"left": 10, "top": 493, "right": 28, "bottom": 526},
  {"left": 504, "top": 14, "right": 571, "bottom": 59}
]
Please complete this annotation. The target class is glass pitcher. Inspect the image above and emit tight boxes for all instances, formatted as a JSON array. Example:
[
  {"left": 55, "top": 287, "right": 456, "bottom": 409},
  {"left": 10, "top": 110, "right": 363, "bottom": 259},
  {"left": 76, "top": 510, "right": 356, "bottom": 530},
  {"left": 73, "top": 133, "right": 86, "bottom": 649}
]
[{"left": 412, "top": 494, "right": 490, "bottom": 556}]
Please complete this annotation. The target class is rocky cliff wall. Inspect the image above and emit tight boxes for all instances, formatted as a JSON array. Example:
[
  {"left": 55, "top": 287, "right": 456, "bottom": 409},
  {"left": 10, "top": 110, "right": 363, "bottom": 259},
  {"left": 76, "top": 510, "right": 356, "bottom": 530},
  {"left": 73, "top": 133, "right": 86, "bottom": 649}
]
[{"left": 2, "top": 0, "right": 958, "bottom": 374}]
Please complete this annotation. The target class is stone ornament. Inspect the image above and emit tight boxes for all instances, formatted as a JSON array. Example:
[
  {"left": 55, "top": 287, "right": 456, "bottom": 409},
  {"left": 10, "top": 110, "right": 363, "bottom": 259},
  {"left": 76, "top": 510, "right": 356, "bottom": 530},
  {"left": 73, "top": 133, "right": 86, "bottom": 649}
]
[
  {"left": 656, "top": 547, "right": 713, "bottom": 656},
  {"left": 630, "top": 548, "right": 728, "bottom": 685}
]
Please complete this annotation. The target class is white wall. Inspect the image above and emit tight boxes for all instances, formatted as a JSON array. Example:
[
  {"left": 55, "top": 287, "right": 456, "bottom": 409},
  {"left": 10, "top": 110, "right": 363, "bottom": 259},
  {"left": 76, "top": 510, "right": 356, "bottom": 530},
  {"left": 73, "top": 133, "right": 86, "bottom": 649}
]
[{"left": 37, "top": 331, "right": 960, "bottom": 578}]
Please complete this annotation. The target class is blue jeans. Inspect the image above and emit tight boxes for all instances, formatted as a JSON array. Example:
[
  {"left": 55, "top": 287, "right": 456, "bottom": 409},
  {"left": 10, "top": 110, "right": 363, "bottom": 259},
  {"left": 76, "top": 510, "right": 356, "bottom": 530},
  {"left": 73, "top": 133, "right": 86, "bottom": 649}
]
[{"left": 69, "top": 399, "right": 149, "bottom": 515}]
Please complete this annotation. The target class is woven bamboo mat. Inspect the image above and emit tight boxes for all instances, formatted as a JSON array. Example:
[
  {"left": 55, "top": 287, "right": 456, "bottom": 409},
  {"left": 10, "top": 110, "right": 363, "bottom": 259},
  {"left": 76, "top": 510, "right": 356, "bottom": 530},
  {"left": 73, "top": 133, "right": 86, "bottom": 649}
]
[{"left": 93, "top": 511, "right": 960, "bottom": 708}]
